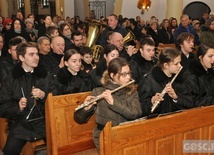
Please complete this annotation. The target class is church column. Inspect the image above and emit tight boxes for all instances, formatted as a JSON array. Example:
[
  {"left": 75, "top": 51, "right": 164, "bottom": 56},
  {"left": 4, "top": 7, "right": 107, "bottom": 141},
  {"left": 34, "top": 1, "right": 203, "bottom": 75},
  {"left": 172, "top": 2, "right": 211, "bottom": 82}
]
[
  {"left": 24, "top": 0, "right": 31, "bottom": 17},
  {"left": 166, "top": 0, "right": 183, "bottom": 22},
  {"left": 0, "top": 0, "right": 9, "bottom": 18},
  {"left": 114, "top": 0, "right": 123, "bottom": 16},
  {"left": 55, "top": 0, "right": 64, "bottom": 19},
  {"left": 84, "top": 0, "right": 89, "bottom": 18}
]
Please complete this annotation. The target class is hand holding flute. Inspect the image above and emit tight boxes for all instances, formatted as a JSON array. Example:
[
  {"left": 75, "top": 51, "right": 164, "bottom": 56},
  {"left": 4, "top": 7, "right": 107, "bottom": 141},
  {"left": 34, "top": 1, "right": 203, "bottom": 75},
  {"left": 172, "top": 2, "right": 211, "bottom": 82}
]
[{"left": 151, "top": 66, "right": 183, "bottom": 113}]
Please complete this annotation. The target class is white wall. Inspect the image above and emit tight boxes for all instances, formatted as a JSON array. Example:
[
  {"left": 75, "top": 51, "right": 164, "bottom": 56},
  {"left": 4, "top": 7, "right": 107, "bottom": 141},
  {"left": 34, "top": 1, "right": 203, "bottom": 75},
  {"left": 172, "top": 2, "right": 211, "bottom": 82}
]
[{"left": 121, "top": 0, "right": 166, "bottom": 22}]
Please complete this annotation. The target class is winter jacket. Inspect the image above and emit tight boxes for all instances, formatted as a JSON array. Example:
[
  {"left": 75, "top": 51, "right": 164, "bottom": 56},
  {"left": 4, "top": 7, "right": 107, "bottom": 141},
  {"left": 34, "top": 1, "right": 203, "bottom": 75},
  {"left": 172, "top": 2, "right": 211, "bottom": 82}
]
[
  {"left": 74, "top": 82, "right": 142, "bottom": 147},
  {"left": 52, "top": 66, "right": 93, "bottom": 95},
  {"left": 138, "top": 66, "right": 193, "bottom": 117},
  {"left": 130, "top": 52, "right": 157, "bottom": 83},
  {"left": 0, "top": 62, "right": 49, "bottom": 141},
  {"left": 174, "top": 24, "right": 200, "bottom": 45},
  {"left": 184, "top": 59, "right": 214, "bottom": 107}
]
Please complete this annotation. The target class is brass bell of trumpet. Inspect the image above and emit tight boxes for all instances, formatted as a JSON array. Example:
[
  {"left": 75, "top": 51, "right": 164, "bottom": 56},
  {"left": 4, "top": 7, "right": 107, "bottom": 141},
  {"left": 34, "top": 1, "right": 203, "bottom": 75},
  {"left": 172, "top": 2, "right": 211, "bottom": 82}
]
[{"left": 123, "top": 30, "right": 135, "bottom": 45}]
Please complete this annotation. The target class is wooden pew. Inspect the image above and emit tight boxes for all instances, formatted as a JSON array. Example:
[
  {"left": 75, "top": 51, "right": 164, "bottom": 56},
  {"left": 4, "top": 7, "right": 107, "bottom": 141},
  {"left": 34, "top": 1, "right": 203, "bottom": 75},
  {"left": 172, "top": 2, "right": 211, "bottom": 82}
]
[
  {"left": 100, "top": 106, "right": 214, "bottom": 155},
  {"left": 45, "top": 92, "right": 98, "bottom": 155},
  {"left": 0, "top": 118, "right": 45, "bottom": 155}
]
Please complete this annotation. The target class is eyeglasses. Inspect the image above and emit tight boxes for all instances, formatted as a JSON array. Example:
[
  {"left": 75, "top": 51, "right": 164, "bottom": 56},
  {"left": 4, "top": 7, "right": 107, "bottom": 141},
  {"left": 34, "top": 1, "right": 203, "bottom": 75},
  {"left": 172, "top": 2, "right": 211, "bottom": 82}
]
[{"left": 118, "top": 72, "right": 131, "bottom": 77}]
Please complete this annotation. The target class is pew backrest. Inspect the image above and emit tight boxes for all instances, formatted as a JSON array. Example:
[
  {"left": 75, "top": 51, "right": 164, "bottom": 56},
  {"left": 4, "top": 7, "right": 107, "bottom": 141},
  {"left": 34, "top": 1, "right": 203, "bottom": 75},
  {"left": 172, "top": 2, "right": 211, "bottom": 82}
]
[
  {"left": 100, "top": 106, "right": 214, "bottom": 155},
  {"left": 45, "top": 92, "right": 97, "bottom": 155}
]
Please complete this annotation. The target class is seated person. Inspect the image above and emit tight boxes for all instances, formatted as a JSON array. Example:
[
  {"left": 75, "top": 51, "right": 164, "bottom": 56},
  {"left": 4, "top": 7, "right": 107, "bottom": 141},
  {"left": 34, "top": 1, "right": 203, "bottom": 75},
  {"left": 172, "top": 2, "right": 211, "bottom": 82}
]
[
  {"left": 184, "top": 43, "right": 214, "bottom": 107},
  {"left": 138, "top": 48, "right": 192, "bottom": 116},
  {"left": 130, "top": 38, "right": 157, "bottom": 83},
  {"left": 80, "top": 46, "right": 95, "bottom": 73},
  {"left": 90, "top": 44, "right": 119, "bottom": 88},
  {"left": 52, "top": 49, "right": 93, "bottom": 95},
  {"left": 74, "top": 57, "right": 142, "bottom": 148}
]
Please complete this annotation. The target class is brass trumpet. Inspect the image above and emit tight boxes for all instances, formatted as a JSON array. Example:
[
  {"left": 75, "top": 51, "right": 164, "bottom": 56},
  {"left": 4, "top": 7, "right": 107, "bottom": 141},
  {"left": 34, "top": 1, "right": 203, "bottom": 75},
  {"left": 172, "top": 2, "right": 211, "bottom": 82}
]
[
  {"left": 75, "top": 80, "right": 135, "bottom": 111},
  {"left": 150, "top": 66, "right": 183, "bottom": 113}
]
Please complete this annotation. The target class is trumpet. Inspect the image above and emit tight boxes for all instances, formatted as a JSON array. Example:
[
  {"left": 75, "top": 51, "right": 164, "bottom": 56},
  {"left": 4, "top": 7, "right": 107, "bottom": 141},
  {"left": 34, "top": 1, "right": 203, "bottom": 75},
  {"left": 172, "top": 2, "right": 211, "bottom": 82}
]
[
  {"left": 150, "top": 66, "right": 183, "bottom": 113},
  {"left": 75, "top": 80, "right": 135, "bottom": 111}
]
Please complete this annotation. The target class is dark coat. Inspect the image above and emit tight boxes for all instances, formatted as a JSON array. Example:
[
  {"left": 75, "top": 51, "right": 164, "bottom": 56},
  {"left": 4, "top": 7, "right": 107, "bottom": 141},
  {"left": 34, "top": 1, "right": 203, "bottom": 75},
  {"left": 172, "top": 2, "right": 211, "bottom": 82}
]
[
  {"left": 174, "top": 24, "right": 200, "bottom": 45},
  {"left": 41, "top": 50, "right": 63, "bottom": 75},
  {"left": 0, "top": 62, "right": 49, "bottom": 141},
  {"left": 4, "top": 18, "right": 31, "bottom": 48},
  {"left": 130, "top": 52, "right": 157, "bottom": 83},
  {"left": 89, "top": 59, "right": 107, "bottom": 88},
  {"left": 137, "top": 66, "right": 192, "bottom": 117},
  {"left": 60, "top": 34, "right": 72, "bottom": 52},
  {"left": 74, "top": 82, "right": 142, "bottom": 147},
  {"left": 52, "top": 66, "right": 92, "bottom": 95},
  {"left": 180, "top": 52, "right": 196, "bottom": 75},
  {"left": 0, "top": 55, "right": 18, "bottom": 83},
  {"left": 147, "top": 27, "right": 161, "bottom": 47},
  {"left": 159, "top": 28, "right": 174, "bottom": 44},
  {"left": 184, "top": 59, "right": 214, "bottom": 107}
]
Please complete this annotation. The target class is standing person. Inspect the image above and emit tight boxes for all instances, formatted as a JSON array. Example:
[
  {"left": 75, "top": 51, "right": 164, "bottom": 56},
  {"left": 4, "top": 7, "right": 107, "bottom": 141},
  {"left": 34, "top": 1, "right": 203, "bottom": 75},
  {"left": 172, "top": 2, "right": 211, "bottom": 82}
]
[
  {"left": 52, "top": 49, "right": 92, "bottom": 95},
  {"left": 90, "top": 44, "right": 119, "bottom": 88},
  {"left": 138, "top": 48, "right": 192, "bottom": 116},
  {"left": 0, "top": 42, "right": 49, "bottom": 155},
  {"left": 74, "top": 57, "right": 142, "bottom": 148},
  {"left": 184, "top": 43, "right": 214, "bottom": 107}
]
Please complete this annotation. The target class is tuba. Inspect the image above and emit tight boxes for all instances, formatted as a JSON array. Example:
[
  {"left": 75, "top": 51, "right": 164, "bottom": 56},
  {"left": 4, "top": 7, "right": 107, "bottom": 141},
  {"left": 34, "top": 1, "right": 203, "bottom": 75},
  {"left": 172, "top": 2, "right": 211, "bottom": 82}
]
[{"left": 86, "top": 20, "right": 105, "bottom": 63}]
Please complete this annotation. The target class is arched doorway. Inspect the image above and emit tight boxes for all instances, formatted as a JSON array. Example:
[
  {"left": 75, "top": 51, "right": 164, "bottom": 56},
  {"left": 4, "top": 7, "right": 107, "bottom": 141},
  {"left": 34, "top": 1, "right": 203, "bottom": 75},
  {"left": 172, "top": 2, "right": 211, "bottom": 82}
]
[{"left": 183, "top": 1, "right": 211, "bottom": 20}]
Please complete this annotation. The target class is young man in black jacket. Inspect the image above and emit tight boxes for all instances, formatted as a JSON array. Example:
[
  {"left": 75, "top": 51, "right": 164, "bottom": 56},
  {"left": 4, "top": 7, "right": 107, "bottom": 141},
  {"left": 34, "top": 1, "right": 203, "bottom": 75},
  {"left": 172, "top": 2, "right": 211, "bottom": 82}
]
[{"left": 0, "top": 42, "right": 49, "bottom": 155}]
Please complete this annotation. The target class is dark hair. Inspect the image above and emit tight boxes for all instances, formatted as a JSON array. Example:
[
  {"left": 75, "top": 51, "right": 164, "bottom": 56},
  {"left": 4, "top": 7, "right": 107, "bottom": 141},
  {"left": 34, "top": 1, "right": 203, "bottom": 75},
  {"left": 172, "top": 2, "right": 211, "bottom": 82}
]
[
  {"left": 42, "top": 14, "right": 51, "bottom": 20},
  {"left": 80, "top": 46, "right": 92, "bottom": 56},
  {"left": 59, "top": 22, "right": 71, "bottom": 34},
  {"left": 16, "top": 42, "right": 38, "bottom": 59},
  {"left": 157, "top": 48, "right": 181, "bottom": 68},
  {"left": 64, "top": 49, "right": 80, "bottom": 61},
  {"left": 107, "top": 57, "right": 129, "bottom": 77},
  {"left": 176, "top": 32, "right": 194, "bottom": 50},
  {"left": 140, "top": 38, "right": 155, "bottom": 49},
  {"left": 8, "top": 37, "right": 23, "bottom": 48},
  {"left": 197, "top": 43, "right": 214, "bottom": 58},
  {"left": 103, "top": 44, "right": 119, "bottom": 56},
  {"left": 71, "top": 30, "right": 82, "bottom": 40},
  {"left": 46, "top": 25, "right": 58, "bottom": 36}
]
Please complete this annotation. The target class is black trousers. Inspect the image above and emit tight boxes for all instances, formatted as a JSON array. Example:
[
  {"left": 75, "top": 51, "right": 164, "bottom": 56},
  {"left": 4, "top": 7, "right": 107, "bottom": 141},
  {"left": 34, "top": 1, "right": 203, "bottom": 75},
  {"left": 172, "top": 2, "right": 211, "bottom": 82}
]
[{"left": 3, "top": 134, "right": 27, "bottom": 155}]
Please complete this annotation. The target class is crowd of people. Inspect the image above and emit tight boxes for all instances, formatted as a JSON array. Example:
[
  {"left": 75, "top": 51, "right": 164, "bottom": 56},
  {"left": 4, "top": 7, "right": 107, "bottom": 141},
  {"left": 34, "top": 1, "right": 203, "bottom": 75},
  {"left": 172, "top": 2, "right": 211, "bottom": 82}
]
[{"left": 0, "top": 10, "right": 214, "bottom": 154}]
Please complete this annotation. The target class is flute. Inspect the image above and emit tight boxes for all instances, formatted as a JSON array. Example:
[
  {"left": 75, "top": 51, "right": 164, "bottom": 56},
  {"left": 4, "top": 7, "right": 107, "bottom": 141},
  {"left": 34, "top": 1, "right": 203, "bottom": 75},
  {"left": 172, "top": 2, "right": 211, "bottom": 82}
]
[
  {"left": 75, "top": 80, "right": 135, "bottom": 111},
  {"left": 150, "top": 66, "right": 183, "bottom": 113}
]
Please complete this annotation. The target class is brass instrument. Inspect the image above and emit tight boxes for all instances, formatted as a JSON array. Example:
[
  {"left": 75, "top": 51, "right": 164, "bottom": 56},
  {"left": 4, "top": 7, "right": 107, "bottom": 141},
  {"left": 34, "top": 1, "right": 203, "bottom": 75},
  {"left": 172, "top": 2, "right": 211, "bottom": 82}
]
[
  {"left": 150, "top": 66, "right": 183, "bottom": 113},
  {"left": 123, "top": 30, "right": 135, "bottom": 45},
  {"left": 75, "top": 80, "right": 135, "bottom": 111},
  {"left": 86, "top": 20, "right": 106, "bottom": 63}
]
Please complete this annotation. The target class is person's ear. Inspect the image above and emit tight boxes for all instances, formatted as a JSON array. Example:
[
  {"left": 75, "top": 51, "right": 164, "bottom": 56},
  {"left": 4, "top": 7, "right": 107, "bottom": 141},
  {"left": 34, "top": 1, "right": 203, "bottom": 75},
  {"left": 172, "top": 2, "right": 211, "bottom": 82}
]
[
  {"left": 64, "top": 61, "right": 68, "bottom": 67},
  {"left": 19, "top": 55, "right": 24, "bottom": 62},
  {"left": 163, "top": 62, "right": 169, "bottom": 69},
  {"left": 110, "top": 72, "right": 114, "bottom": 79}
]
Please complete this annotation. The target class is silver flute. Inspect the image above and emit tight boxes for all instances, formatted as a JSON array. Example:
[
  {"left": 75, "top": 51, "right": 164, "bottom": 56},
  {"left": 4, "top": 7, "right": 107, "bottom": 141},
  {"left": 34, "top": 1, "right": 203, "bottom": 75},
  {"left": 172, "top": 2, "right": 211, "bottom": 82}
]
[
  {"left": 150, "top": 66, "right": 183, "bottom": 113},
  {"left": 75, "top": 80, "right": 135, "bottom": 111}
]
